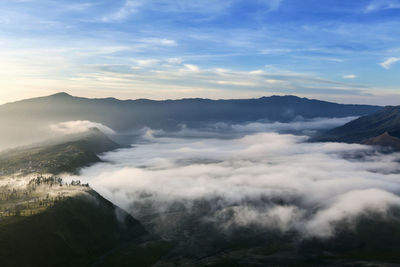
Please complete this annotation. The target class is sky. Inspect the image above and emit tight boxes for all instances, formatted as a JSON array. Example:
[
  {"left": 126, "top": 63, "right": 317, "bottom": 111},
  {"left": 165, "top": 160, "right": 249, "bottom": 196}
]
[{"left": 0, "top": 0, "right": 400, "bottom": 105}]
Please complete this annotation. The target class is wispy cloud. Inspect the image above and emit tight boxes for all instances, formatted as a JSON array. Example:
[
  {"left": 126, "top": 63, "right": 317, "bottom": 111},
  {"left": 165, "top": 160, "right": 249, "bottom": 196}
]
[
  {"left": 63, "top": 2, "right": 97, "bottom": 12},
  {"left": 140, "top": 38, "right": 177, "bottom": 46},
  {"left": 380, "top": 57, "right": 400, "bottom": 69},
  {"left": 135, "top": 59, "right": 160, "bottom": 66},
  {"left": 101, "top": 0, "right": 140, "bottom": 22},
  {"left": 343, "top": 74, "right": 357, "bottom": 79},
  {"left": 265, "top": 0, "right": 283, "bottom": 11},
  {"left": 167, "top": 57, "right": 183, "bottom": 64},
  {"left": 365, "top": 0, "right": 400, "bottom": 13},
  {"left": 183, "top": 64, "right": 200, "bottom": 72}
]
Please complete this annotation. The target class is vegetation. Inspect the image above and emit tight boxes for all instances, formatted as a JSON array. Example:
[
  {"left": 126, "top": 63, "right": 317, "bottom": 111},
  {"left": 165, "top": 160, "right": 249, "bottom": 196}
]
[
  {"left": 0, "top": 188, "right": 152, "bottom": 267},
  {"left": 0, "top": 128, "right": 120, "bottom": 176},
  {"left": 0, "top": 130, "right": 172, "bottom": 267},
  {"left": 0, "top": 175, "right": 88, "bottom": 218}
]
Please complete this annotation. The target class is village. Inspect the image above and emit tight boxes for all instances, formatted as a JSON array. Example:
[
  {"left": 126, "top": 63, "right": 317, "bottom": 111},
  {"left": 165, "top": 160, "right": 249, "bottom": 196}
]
[{"left": 0, "top": 175, "right": 89, "bottom": 218}]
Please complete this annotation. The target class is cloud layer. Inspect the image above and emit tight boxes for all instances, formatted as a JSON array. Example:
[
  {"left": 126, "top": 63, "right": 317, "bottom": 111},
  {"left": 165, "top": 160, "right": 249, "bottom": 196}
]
[
  {"left": 66, "top": 119, "right": 400, "bottom": 239},
  {"left": 50, "top": 120, "right": 116, "bottom": 135}
]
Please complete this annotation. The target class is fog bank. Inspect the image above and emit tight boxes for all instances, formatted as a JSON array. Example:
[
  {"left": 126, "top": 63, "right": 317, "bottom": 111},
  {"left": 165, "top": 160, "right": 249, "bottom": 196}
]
[{"left": 67, "top": 118, "right": 400, "bottom": 239}]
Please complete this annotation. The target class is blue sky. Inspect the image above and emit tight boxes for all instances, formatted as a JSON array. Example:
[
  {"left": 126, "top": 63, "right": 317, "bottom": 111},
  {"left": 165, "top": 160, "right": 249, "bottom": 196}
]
[{"left": 0, "top": 0, "right": 399, "bottom": 104}]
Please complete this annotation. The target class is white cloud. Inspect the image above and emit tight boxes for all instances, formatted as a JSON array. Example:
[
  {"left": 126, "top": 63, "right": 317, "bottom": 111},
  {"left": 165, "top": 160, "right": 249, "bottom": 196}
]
[
  {"left": 365, "top": 0, "right": 400, "bottom": 13},
  {"left": 216, "top": 80, "right": 258, "bottom": 86},
  {"left": 135, "top": 59, "right": 160, "bottom": 66},
  {"left": 380, "top": 57, "right": 400, "bottom": 69},
  {"left": 343, "top": 74, "right": 357, "bottom": 79},
  {"left": 140, "top": 38, "right": 177, "bottom": 46},
  {"left": 184, "top": 64, "right": 200, "bottom": 72},
  {"left": 50, "top": 120, "right": 116, "bottom": 135},
  {"left": 167, "top": 57, "right": 183, "bottom": 64},
  {"left": 306, "top": 189, "right": 400, "bottom": 238},
  {"left": 66, "top": 121, "right": 400, "bottom": 239}
]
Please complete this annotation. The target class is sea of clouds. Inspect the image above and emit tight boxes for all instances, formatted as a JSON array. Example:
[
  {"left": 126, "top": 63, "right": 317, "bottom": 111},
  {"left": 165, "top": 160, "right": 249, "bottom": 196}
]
[{"left": 64, "top": 117, "right": 400, "bottom": 239}]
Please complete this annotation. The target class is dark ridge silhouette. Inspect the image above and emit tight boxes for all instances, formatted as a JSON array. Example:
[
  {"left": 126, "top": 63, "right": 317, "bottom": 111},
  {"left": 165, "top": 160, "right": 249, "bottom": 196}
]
[{"left": 0, "top": 92, "right": 382, "bottom": 131}]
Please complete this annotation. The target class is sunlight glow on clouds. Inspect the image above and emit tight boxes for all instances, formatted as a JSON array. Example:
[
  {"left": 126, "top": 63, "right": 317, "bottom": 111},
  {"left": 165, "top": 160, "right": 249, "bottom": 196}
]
[{"left": 0, "top": 0, "right": 399, "bottom": 104}]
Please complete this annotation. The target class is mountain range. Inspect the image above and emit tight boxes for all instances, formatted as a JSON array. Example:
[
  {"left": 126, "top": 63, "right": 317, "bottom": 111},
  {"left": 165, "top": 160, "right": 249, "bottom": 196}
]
[
  {"left": 0, "top": 92, "right": 382, "bottom": 150},
  {"left": 3, "top": 92, "right": 381, "bottom": 129}
]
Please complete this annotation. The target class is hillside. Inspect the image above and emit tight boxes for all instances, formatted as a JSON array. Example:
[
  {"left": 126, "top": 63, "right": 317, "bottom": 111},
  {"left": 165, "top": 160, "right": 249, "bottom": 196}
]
[
  {"left": 362, "top": 132, "right": 400, "bottom": 151},
  {"left": 0, "top": 93, "right": 382, "bottom": 149},
  {"left": 312, "top": 106, "right": 400, "bottom": 150},
  {"left": 0, "top": 129, "right": 173, "bottom": 266},
  {"left": 0, "top": 181, "right": 170, "bottom": 267},
  {"left": 0, "top": 128, "right": 120, "bottom": 176}
]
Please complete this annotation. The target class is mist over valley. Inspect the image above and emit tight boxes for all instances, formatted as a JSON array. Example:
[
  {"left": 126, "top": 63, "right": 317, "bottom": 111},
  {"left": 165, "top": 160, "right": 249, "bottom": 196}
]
[{"left": 2, "top": 1, "right": 400, "bottom": 265}]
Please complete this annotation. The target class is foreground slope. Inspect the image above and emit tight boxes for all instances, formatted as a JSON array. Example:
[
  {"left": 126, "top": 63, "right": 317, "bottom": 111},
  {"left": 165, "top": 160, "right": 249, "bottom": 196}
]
[
  {"left": 0, "top": 188, "right": 149, "bottom": 267},
  {"left": 0, "top": 130, "right": 172, "bottom": 267},
  {"left": 313, "top": 106, "right": 400, "bottom": 150}
]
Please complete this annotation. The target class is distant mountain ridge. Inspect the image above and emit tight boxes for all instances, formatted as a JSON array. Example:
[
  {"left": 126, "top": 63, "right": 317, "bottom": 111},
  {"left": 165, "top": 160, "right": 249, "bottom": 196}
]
[
  {"left": 1, "top": 92, "right": 382, "bottom": 130},
  {"left": 0, "top": 92, "right": 383, "bottom": 150}
]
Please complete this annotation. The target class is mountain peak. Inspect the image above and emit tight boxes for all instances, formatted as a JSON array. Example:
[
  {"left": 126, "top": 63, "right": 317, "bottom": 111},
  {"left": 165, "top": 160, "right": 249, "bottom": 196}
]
[
  {"left": 49, "top": 92, "right": 73, "bottom": 98},
  {"left": 362, "top": 132, "right": 400, "bottom": 151}
]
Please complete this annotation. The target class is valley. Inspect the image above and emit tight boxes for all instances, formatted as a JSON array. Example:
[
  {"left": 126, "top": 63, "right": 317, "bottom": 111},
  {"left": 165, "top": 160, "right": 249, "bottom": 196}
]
[{"left": 0, "top": 93, "right": 400, "bottom": 266}]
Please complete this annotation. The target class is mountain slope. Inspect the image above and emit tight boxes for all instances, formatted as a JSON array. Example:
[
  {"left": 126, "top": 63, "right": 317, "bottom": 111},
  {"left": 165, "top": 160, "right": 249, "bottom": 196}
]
[
  {"left": 0, "top": 189, "right": 149, "bottom": 267},
  {"left": 0, "top": 130, "right": 173, "bottom": 266},
  {"left": 0, "top": 128, "right": 120, "bottom": 176},
  {"left": 313, "top": 106, "right": 400, "bottom": 151},
  {"left": 313, "top": 106, "right": 400, "bottom": 146},
  {"left": 362, "top": 132, "right": 400, "bottom": 151}
]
